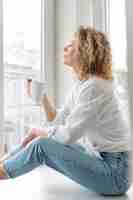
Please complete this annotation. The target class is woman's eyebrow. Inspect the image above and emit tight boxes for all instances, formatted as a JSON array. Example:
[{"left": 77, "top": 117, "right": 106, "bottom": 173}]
[
  {"left": 65, "top": 43, "right": 73, "bottom": 48},
  {"left": 64, "top": 39, "right": 75, "bottom": 48}
]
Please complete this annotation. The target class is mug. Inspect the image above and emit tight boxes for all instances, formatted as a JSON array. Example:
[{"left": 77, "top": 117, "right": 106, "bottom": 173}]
[{"left": 27, "top": 79, "right": 47, "bottom": 104}]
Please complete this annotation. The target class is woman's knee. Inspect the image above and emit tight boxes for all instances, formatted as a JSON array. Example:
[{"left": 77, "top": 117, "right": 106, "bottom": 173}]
[
  {"left": 26, "top": 137, "right": 51, "bottom": 151},
  {"left": 24, "top": 137, "right": 51, "bottom": 164}
]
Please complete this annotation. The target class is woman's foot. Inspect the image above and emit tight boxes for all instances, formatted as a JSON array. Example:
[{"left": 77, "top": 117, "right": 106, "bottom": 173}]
[
  {"left": 0, "top": 152, "right": 11, "bottom": 164},
  {"left": 0, "top": 162, "right": 9, "bottom": 180}
]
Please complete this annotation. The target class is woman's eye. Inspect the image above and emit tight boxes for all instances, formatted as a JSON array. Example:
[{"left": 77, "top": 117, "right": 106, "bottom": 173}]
[
  {"left": 68, "top": 44, "right": 73, "bottom": 49},
  {"left": 64, "top": 43, "right": 73, "bottom": 51}
]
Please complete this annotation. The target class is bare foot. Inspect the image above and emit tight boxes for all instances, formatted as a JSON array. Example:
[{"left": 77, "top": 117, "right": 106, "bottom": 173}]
[
  {"left": 0, "top": 143, "right": 24, "bottom": 164},
  {"left": 0, "top": 163, "right": 9, "bottom": 180},
  {"left": 0, "top": 152, "right": 12, "bottom": 164}
]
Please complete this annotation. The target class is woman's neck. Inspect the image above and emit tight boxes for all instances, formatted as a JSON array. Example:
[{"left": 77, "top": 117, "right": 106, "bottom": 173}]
[
  {"left": 77, "top": 74, "right": 93, "bottom": 81},
  {"left": 72, "top": 67, "right": 96, "bottom": 81}
]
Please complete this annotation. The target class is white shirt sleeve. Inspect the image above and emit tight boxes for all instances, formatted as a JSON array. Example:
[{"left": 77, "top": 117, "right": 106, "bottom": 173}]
[{"left": 48, "top": 82, "right": 102, "bottom": 144}]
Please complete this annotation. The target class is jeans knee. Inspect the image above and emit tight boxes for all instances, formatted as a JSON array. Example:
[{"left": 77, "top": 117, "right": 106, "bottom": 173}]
[
  {"left": 31, "top": 137, "right": 50, "bottom": 147},
  {"left": 28, "top": 136, "right": 47, "bottom": 146},
  {"left": 29, "top": 137, "right": 52, "bottom": 153},
  {"left": 27, "top": 137, "right": 59, "bottom": 163},
  {"left": 25, "top": 137, "right": 50, "bottom": 164}
]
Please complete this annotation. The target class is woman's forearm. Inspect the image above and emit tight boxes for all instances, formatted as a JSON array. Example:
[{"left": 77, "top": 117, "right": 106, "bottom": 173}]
[
  {"left": 41, "top": 94, "right": 56, "bottom": 121},
  {"left": 26, "top": 79, "right": 56, "bottom": 121}
]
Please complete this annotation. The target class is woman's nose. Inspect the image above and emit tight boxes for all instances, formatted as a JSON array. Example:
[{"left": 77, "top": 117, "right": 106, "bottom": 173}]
[{"left": 64, "top": 45, "right": 68, "bottom": 52}]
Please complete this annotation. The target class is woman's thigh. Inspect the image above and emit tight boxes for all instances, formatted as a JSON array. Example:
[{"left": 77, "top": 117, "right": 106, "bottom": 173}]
[
  {"left": 29, "top": 138, "right": 121, "bottom": 195},
  {"left": 100, "top": 151, "right": 131, "bottom": 195}
]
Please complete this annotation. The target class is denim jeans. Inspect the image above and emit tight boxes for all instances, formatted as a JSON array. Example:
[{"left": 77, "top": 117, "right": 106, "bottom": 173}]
[{"left": 3, "top": 137, "right": 132, "bottom": 196}]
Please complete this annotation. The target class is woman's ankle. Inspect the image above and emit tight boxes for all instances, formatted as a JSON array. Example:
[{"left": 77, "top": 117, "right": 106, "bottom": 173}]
[
  {"left": 0, "top": 152, "right": 11, "bottom": 163},
  {"left": 0, "top": 163, "right": 9, "bottom": 180}
]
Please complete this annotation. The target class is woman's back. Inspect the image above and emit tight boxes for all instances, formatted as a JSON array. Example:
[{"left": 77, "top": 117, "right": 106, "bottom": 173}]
[{"left": 70, "top": 76, "right": 132, "bottom": 153}]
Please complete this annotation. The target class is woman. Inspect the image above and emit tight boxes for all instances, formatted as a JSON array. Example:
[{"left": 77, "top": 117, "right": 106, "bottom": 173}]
[{"left": 0, "top": 26, "right": 132, "bottom": 196}]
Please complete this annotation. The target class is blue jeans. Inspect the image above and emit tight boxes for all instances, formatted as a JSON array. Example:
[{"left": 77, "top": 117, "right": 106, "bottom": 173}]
[{"left": 3, "top": 137, "right": 132, "bottom": 195}]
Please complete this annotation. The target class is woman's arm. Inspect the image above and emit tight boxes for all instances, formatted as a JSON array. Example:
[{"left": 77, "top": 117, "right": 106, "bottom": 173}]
[
  {"left": 26, "top": 79, "right": 74, "bottom": 126},
  {"left": 26, "top": 79, "right": 57, "bottom": 122},
  {"left": 42, "top": 86, "right": 74, "bottom": 127},
  {"left": 41, "top": 94, "right": 57, "bottom": 121},
  {"left": 47, "top": 82, "right": 101, "bottom": 144}
]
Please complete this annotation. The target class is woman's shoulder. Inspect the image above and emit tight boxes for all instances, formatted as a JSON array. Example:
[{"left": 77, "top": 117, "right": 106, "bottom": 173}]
[
  {"left": 76, "top": 76, "right": 116, "bottom": 100},
  {"left": 76, "top": 76, "right": 113, "bottom": 91},
  {"left": 89, "top": 76, "right": 115, "bottom": 92}
]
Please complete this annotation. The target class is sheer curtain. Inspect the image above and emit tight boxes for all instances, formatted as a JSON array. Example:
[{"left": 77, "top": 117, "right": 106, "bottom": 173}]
[{"left": 107, "top": 0, "right": 129, "bottom": 109}]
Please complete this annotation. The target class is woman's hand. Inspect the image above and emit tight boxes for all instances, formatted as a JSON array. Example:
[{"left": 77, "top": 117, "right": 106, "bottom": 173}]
[
  {"left": 26, "top": 79, "right": 32, "bottom": 97},
  {"left": 22, "top": 127, "right": 48, "bottom": 147}
]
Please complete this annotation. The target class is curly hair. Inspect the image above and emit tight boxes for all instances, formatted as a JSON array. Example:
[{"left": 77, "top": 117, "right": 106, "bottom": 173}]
[{"left": 75, "top": 26, "right": 113, "bottom": 80}]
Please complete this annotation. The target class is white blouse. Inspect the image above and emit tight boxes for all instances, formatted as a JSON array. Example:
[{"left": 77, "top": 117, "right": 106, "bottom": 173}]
[{"left": 44, "top": 76, "right": 132, "bottom": 155}]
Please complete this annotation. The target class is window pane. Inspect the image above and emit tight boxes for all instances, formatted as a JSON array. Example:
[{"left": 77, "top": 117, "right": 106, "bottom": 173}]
[
  {"left": 108, "top": 0, "right": 127, "bottom": 72},
  {"left": 4, "top": 77, "right": 44, "bottom": 150},
  {"left": 3, "top": 0, "right": 42, "bottom": 151},
  {"left": 3, "top": 0, "right": 41, "bottom": 71}
]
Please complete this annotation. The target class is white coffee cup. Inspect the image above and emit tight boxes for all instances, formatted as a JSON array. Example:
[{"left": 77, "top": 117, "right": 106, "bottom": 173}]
[{"left": 30, "top": 80, "right": 47, "bottom": 104}]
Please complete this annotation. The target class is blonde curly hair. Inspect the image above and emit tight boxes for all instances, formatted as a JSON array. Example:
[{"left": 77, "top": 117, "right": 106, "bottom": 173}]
[{"left": 75, "top": 26, "right": 113, "bottom": 80}]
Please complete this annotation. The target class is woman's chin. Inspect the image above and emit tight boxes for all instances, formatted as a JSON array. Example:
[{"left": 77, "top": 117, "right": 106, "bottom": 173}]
[
  {"left": 64, "top": 61, "right": 71, "bottom": 67},
  {"left": 64, "top": 64, "right": 72, "bottom": 70},
  {"left": 64, "top": 60, "right": 68, "bottom": 65}
]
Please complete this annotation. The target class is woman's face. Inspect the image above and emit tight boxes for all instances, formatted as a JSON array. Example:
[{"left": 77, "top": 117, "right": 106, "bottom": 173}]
[{"left": 63, "top": 38, "right": 80, "bottom": 70}]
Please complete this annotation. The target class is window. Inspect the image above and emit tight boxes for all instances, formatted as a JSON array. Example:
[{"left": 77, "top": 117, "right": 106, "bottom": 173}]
[
  {"left": 107, "top": 0, "right": 127, "bottom": 72},
  {"left": 3, "top": 0, "right": 42, "bottom": 151},
  {"left": 0, "top": 0, "right": 55, "bottom": 153}
]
